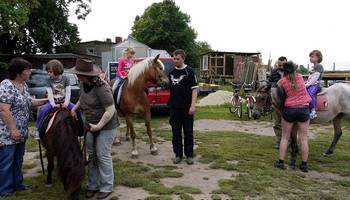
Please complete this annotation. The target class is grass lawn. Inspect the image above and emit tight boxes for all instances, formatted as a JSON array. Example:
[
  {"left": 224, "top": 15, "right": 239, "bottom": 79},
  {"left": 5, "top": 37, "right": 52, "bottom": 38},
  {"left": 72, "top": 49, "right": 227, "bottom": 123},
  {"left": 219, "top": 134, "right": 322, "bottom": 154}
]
[{"left": 3, "top": 104, "right": 350, "bottom": 200}]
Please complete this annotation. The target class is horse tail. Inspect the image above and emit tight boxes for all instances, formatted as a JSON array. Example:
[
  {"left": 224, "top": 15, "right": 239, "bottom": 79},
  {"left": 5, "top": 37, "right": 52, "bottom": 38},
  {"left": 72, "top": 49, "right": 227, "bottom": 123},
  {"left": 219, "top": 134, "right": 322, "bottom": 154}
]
[{"left": 54, "top": 115, "right": 84, "bottom": 197}]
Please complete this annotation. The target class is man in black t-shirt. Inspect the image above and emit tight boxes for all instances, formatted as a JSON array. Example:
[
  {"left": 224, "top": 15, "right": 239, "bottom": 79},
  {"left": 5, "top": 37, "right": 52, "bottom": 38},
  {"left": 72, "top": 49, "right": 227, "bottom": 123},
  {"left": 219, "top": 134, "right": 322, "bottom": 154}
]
[{"left": 168, "top": 49, "right": 198, "bottom": 165}]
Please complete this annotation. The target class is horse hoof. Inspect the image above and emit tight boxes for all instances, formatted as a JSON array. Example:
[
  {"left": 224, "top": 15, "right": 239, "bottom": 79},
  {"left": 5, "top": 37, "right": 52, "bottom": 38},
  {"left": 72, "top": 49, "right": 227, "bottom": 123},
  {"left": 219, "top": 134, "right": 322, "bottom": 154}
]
[
  {"left": 45, "top": 183, "right": 53, "bottom": 188},
  {"left": 150, "top": 147, "right": 158, "bottom": 155},
  {"left": 323, "top": 151, "right": 333, "bottom": 156},
  {"left": 113, "top": 138, "right": 122, "bottom": 145},
  {"left": 131, "top": 154, "right": 139, "bottom": 159},
  {"left": 131, "top": 150, "right": 139, "bottom": 159},
  {"left": 125, "top": 137, "right": 131, "bottom": 141}
]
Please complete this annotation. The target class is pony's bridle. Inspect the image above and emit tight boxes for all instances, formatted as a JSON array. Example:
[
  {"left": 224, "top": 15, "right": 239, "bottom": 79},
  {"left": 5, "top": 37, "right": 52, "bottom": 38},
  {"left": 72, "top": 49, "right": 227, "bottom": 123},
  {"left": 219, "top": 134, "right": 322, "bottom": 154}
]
[{"left": 256, "top": 90, "right": 273, "bottom": 115}]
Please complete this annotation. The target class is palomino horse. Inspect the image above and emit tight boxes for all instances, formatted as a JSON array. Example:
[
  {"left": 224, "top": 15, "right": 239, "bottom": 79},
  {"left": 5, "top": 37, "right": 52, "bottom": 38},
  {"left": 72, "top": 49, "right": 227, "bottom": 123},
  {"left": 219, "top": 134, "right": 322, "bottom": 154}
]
[
  {"left": 253, "top": 82, "right": 350, "bottom": 157},
  {"left": 113, "top": 55, "right": 169, "bottom": 158},
  {"left": 40, "top": 109, "right": 84, "bottom": 200}
]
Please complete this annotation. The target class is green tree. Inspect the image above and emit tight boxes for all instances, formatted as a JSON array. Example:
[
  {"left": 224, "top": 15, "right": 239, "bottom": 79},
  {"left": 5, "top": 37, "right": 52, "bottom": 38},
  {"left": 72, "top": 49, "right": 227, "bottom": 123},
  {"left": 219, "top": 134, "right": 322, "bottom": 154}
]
[
  {"left": 131, "top": 0, "right": 211, "bottom": 68},
  {"left": 0, "top": 0, "right": 91, "bottom": 54},
  {"left": 297, "top": 64, "right": 309, "bottom": 75}
]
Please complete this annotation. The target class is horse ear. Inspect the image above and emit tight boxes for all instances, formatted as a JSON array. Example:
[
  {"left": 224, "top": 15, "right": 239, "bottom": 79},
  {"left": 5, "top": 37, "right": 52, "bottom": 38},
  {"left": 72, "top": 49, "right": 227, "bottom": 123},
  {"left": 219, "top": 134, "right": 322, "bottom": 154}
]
[{"left": 154, "top": 54, "right": 160, "bottom": 62}]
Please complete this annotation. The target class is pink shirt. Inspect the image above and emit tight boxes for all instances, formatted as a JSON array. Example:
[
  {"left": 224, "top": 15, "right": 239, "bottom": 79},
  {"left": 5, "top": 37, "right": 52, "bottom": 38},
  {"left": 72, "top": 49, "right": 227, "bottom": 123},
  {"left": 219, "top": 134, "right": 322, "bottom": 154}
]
[
  {"left": 279, "top": 73, "right": 311, "bottom": 107},
  {"left": 117, "top": 57, "right": 134, "bottom": 78}
]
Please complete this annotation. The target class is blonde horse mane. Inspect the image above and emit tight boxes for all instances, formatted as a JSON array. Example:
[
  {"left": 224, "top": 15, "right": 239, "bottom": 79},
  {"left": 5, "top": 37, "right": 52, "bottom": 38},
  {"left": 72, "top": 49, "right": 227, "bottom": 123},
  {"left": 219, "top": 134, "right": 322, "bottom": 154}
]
[{"left": 127, "top": 57, "right": 164, "bottom": 86}]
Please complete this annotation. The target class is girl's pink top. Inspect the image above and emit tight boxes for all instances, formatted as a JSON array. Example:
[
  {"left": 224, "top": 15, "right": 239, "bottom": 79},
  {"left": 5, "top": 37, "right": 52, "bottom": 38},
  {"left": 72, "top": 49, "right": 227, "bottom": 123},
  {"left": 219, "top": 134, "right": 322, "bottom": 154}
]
[
  {"left": 117, "top": 57, "right": 134, "bottom": 77},
  {"left": 279, "top": 73, "right": 311, "bottom": 107}
]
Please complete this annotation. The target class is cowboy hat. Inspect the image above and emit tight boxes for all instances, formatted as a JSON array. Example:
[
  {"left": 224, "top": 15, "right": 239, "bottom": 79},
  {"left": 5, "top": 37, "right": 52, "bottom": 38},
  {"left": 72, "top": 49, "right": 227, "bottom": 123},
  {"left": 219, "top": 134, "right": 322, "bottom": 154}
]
[{"left": 69, "top": 59, "right": 102, "bottom": 76}]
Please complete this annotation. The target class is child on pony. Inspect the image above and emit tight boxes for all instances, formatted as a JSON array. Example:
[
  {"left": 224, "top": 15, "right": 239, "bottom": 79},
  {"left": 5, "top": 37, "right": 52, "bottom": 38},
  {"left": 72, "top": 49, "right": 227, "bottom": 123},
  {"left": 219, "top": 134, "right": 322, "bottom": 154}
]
[
  {"left": 112, "top": 48, "right": 135, "bottom": 92},
  {"left": 305, "top": 50, "right": 324, "bottom": 119},
  {"left": 34, "top": 60, "right": 75, "bottom": 139}
]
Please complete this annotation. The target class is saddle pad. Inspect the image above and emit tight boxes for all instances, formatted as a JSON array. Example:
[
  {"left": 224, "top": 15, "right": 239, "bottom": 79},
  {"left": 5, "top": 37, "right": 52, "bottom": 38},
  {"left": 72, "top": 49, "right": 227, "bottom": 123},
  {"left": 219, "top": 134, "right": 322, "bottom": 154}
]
[
  {"left": 316, "top": 95, "right": 328, "bottom": 111},
  {"left": 113, "top": 79, "right": 126, "bottom": 109}
]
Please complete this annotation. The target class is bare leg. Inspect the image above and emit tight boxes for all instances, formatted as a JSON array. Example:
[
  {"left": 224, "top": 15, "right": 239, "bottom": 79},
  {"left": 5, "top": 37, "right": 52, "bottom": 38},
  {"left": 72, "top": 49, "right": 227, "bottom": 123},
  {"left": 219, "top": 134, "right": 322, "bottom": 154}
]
[
  {"left": 125, "top": 115, "right": 138, "bottom": 158},
  {"left": 297, "top": 120, "right": 310, "bottom": 162},
  {"left": 290, "top": 124, "right": 298, "bottom": 167},
  {"left": 324, "top": 114, "right": 343, "bottom": 156},
  {"left": 144, "top": 110, "right": 158, "bottom": 155},
  {"left": 279, "top": 118, "right": 294, "bottom": 161}
]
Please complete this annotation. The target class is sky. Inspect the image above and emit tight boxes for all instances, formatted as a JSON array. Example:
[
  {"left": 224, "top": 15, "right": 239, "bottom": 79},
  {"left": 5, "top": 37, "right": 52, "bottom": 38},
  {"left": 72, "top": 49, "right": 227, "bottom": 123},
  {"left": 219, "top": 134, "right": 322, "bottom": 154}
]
[{"left": 68, "top": 0, "right": 350, "bottom": 70}]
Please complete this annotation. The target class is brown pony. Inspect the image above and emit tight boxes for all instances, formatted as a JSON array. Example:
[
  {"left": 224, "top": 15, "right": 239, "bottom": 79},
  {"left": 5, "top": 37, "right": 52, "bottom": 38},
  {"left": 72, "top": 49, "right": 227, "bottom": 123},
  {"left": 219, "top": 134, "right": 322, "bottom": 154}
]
[
  {"left": 40, "top": 109, "right": 84, "bottom": 200},
  {"left": 113, "top": 55, "right": 169, "bottom": 158}
]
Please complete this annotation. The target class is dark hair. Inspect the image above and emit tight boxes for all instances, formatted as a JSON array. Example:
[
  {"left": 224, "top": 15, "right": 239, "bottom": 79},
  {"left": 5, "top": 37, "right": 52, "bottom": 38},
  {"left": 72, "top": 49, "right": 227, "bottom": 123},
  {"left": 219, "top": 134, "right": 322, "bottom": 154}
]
[
  {"left": 46, "top": 59, "right": 64, "bottom": 75},
  {"left": 8, "top": 57, "right": 32, "bottom": 80},
  {"left": 309, "top": 50, "right": 322, "bottom": 63},
  {"left": 173, "top": 49, "right": 186, "bottom": 59},
  {"left": 282, "top": 61, "right": 297, "bottom": 91},
  {"left": 278, "top": 56, "right": 287, "bottom": 62}
]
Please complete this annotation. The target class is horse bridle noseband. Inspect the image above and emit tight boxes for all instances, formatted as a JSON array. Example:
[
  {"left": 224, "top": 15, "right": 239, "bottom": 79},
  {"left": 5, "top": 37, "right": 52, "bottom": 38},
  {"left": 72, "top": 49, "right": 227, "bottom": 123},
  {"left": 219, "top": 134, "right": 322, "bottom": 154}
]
[{"left": 257, "top": 90, "right": 273, "bottom": 115}]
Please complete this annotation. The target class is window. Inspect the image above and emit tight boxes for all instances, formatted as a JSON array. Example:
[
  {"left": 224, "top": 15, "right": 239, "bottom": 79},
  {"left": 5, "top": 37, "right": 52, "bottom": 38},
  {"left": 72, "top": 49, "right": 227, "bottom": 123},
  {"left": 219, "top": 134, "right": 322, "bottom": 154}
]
[
  {"left": 86, "top": 47, "right": 96, "bottom": 55},
  {"left": 202, "top": 55, "right": 208, "bottom": 70}
]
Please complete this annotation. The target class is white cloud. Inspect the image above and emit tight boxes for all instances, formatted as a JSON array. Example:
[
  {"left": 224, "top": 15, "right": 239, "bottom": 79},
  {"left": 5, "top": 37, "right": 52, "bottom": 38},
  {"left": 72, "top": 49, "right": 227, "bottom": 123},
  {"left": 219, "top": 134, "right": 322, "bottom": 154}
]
[{"left": 69, "top": 0, "right": 350, "bottom": 70}]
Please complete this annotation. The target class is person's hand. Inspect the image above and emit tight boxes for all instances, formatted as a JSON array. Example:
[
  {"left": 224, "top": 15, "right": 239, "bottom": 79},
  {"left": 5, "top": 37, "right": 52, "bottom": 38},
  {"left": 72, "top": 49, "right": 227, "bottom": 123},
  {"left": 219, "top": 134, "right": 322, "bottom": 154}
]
[
  {"left": 62, "top": 103, "right": 68, "bottom": 108},
  {"left": 71, "top": 109, "right": 78, "bottom": 120},
  {"left": 188, "top": 106, "right": 195, "bottom": 115},
  {"left": 89, "top": 123, "right": 100, "bottom": 132},
  {"left": 10, "top": 129, "right": 21, "bottom": 141}
]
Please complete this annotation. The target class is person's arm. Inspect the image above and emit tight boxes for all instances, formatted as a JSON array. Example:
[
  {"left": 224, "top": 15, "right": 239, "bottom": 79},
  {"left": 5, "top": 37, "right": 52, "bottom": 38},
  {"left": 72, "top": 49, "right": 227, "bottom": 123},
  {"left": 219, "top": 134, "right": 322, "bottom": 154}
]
[
  {"left": 89, "top": 85, "right": 116, "bottom": 132},
  {"left": 188, "top": 68, "right": 199, "bottom": 115},
  {"left": 0, "top": 103, "right": 21, "bottom": 141},
  {"left": 71, "top": 100, "right": 80, "bottom": 120},
  {"left": 89, "top": 104, "right": 115, "bottom": 132},
  {"left": 46, "top": 87, "right": 56, "bottom": 107},
  {"left": 117, "top": 59, "right": 125, "bottom": 78},
  {"left": 31, "top": 98, "right": 48, "bottom": 107},
  {"left": 305, "top": 72, "right": 320, "bottom": 87},
  {"left": 188, "top": 88, "right": 198, "bottom": 115},
  {"left": 64, "top": 85, "right": 71, "bottom": 107}
]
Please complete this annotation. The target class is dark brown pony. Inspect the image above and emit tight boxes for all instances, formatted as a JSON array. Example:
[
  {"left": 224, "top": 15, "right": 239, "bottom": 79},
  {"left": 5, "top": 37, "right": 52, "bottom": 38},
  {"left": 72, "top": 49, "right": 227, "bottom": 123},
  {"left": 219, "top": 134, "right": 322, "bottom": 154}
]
[
  {"left": 40, "top": 109, "right": 84, "bottom": 200},
  {"left": 112, "top": 55, "right": 169, "bottom": 158}
]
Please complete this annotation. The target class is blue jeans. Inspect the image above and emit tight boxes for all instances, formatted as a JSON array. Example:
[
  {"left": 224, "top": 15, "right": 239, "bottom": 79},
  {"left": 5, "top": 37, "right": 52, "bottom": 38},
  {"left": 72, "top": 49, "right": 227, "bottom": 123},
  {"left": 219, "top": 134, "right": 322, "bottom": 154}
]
[
  {"left": 86, "top": 128, "right": 117, "bottom": 192},
  {"left": 307, "top": 85, "right": 321, "bottom": 110},
  {"left": 0, "top": 142, "right": 26, "bottom": 196}
]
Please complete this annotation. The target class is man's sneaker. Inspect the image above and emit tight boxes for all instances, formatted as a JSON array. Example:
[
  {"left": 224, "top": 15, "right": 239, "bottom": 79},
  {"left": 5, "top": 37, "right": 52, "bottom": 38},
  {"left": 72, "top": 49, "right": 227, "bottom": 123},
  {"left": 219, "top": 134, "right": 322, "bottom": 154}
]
[
  {"left": 310, "top": 111, "right": 317, "bottom": 120},
  {"left": 274, "top": 161, "right": 286, "bottom": 170},
  {"left": 33, "top": 128, "right": 40, "bottom": 140},
  {"left": 299, "top": 163, "right": 309, "bottom": 173},
  {"left": 172, "top": 156, "right": 182, "bottom": 164},
  {"left": 186, "top": 157, "right": 194, "bottom": 165}
]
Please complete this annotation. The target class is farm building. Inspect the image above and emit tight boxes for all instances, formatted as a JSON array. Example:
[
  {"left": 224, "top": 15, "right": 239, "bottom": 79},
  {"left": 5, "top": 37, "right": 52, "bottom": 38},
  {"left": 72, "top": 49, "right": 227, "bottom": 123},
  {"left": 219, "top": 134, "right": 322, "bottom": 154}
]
[{"left": 199, "top": 51, "right": 262, "bottom": 84}]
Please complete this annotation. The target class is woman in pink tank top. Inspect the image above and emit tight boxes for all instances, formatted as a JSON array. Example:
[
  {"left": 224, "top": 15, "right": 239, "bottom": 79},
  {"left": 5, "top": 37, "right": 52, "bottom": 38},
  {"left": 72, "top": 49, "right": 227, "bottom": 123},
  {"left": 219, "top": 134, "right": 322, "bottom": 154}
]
[{"left": 274, "top": 61, "right": 311, "bottom": 173}]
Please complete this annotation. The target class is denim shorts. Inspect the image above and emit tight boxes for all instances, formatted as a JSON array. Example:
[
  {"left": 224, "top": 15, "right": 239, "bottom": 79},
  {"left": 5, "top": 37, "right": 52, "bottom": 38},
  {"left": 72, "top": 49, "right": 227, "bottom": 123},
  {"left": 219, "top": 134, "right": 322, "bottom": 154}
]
[{"left": 282, "top": 107, "right": 310, "bottom": 122}]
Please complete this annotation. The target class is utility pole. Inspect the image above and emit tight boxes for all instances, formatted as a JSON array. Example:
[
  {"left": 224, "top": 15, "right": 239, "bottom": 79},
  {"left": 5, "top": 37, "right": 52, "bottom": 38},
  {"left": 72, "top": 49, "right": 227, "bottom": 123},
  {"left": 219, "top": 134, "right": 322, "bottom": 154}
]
[{"left": 333, "top": 62, "right": 335, "bottom": 71}]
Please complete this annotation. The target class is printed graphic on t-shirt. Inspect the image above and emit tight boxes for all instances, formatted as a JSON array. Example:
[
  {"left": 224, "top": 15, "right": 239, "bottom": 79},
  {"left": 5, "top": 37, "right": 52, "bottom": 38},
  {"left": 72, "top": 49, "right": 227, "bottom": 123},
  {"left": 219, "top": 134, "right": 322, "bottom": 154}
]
[
  {"left": 170, "top": 75, "right": 185, "bottom": 85},
  {"left": 124, "top": 63, "right": 133, "bottom": 71},
  {"left": 52, "top": 82, "right": 65, "bottom": 102}
]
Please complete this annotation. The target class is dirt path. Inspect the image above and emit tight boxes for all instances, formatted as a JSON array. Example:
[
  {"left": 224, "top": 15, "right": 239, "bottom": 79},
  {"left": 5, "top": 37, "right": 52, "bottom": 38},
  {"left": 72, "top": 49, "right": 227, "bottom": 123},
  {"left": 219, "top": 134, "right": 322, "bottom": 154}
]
[
  {"left": 22, "top": 118, "right": 336, "bottom": 200},
  {"left": 110, "top": 139, "right": 233, "bottom": 200}
]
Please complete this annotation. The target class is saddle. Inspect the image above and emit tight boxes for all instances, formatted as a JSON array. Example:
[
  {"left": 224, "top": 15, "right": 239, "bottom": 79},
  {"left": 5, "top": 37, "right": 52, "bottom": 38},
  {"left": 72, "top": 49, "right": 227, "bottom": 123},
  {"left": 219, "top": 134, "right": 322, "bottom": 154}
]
[
  {"left": 113, "top": 78, "right": 126, "bottom": 109},
  {"left": 316, "top": 94, "right": 328, "bottom": 111},
  {"left": 39, "top": 109, "right": 84, "bottom": 138}
]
